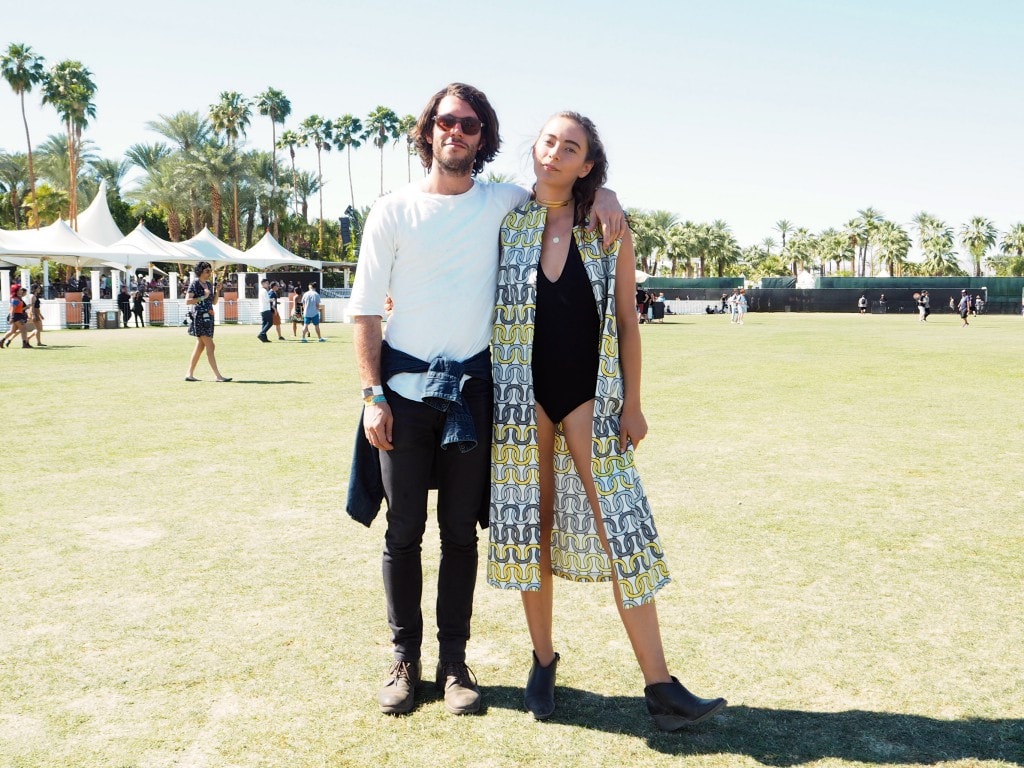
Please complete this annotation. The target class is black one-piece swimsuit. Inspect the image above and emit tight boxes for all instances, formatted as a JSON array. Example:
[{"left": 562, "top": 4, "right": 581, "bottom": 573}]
[{"left": 532, "top": 237, "right": 601, "bottom": 424}]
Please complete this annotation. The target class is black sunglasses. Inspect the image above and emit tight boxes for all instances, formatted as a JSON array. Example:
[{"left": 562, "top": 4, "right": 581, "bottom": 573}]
[{"left": 433, "top": 113, "right": 484, "bottom": 136}]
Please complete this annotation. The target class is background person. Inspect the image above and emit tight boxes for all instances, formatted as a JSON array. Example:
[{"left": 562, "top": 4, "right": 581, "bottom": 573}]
[
  {"left": 301, "top": 283, "right": 324, "bottom": 342},
  {"left": 2, "top": 285, "right": 32, "bottom": 348},
  {"left": 184, "top": 262, "right": 231, "bottom": 382},
  {"left": 117, "top": 284, "right": 131, "bottom": 328},
  {"left": 489, "top": 111, "right": 725, "bottom": 730},
  {"left": 290, "top": 289, "right": 303, "bottom": 337},
  {"left": 81, "top": 285, "right": 91, "bottom": 328},
  {"left": 131, "top": 289, "right": 146, "bottom": 327},
  {"left": 257, "top": 278, "right": 273, "bottom": 342},
  {"left": 269, "top": 282, "right": 285, "bottom": 340},
  {"left": 29, "top": 285, "right": 46, "bottom": 346}
]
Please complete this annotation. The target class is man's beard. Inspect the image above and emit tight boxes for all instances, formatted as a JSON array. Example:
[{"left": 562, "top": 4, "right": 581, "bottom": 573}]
[{"left": 434, "top": 143, "right": 477, "bottom": 176}]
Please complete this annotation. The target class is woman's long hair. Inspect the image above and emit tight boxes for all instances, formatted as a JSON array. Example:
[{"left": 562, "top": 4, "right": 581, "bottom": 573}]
[{"left": 552, "top": 112, "right": 608, "bottom": 227}]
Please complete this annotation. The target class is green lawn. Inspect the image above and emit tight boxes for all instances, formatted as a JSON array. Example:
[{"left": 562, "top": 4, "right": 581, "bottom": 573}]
[{"left": 1, "top": 313, "right": 1022, "bottom": 768}]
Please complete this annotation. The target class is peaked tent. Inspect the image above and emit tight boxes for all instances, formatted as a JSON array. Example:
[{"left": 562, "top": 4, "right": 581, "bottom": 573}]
[
  {"left": 76, "top": 180, "right": 126, "bottom": 246},
  {"left": 177, "top": 227, "right": 249, "bottom": 269},
  {"left": 241, "top": 232, "right": 322, "bottom": 270},
  {"left": 105, "top": 222, "right": 206, "bottom": 272},
  {"left": 0, "top": 219, "right": 129, "bottom": 270}
]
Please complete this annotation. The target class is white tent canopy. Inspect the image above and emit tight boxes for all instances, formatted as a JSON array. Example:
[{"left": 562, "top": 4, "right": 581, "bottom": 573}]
[
  {"left": 0, "top": 219, "right": 129, "bottom": 270},
  {"left": 177, "top": 227, "right": 249, "bottom": 269},
  {"left": 76, "top": 180, "right": 126, "bottom": 246},
  {"left": 242, "top": 232, "right": 321, "bottom": 270},
  {"left": 105, "top": 222, "right": 206, "bottom": 272}
]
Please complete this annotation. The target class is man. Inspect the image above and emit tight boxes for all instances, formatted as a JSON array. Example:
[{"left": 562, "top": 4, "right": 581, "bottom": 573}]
[
  {"left": 958, "top": 289, "right": 971, "bottom": 326},
  {"left": 347, "top": 83, "right": 622, "bottom": 717},
  {"left": 257, "top": 278, "right": 273, "bottom": 342},
  {"left": 301, "top": 283, "right": 324, "bottom": 342}
]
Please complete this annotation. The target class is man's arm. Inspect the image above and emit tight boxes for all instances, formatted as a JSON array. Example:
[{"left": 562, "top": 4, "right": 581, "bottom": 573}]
[{"left": 353, "top": 315, "right": 393, "bottom": 450}]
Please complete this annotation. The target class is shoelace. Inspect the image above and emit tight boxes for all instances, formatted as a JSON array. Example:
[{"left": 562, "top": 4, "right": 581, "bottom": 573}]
[
  {"left": 389, "top": 661, "right": 415, "bottom": 681},
  {"left": 439, "top": 662, "right": 476, "bottom": 688}
]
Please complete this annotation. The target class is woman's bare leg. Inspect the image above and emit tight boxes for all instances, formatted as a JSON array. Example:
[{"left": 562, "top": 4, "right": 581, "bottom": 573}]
[
  {"left": 187, "top": 339, "right": 204, "bottom": 377},
  {"left": 201, "top": 337, "right": 226, "bottom": 379},
  {"left": 521, "top": 404, "right": 558, "bottom": 667},
  {"left": 560, "top": 403, "right": 671, "bottom": 686}
]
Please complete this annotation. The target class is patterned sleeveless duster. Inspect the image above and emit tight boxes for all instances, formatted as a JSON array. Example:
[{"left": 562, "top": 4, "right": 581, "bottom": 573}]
[{"left": 488, "top": 201, "right": 671, "bottom": 608}]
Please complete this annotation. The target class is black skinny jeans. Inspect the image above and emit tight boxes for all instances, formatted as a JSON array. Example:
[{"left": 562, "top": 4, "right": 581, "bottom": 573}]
[{"left": 379, "top": 377, "right": 491, "bottom": 664}]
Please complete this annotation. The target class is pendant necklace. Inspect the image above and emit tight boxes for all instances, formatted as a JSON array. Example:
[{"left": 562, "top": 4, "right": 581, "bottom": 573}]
[{"left": 537, "top": 196, "right": 572, "bottom": 245}]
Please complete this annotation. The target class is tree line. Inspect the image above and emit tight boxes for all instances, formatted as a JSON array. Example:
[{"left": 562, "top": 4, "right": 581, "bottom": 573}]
[
  {"left": 1, "top": 41, "right": 417, "bottom": 264},
  {"left": 4, "top": 41, "right": 1024, "bottom": 278}
]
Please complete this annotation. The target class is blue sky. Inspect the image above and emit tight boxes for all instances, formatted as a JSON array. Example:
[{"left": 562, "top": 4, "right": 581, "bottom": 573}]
[{"left": 3, "top": 0, "right": 1022, "bottom": 258}]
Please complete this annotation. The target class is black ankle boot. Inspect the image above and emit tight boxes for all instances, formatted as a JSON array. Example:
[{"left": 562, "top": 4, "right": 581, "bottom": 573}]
[
  {"left": 643, "top": 677, "right": 726, "bottom": 731},
  {"left": 524, "top": 651, "right": 559, "bottom": 720}
]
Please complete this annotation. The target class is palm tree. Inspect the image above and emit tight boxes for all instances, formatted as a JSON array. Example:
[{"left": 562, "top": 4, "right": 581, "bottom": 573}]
[
  {"left": 299, "top": 115, "right": 333, "bottom": 253},
  {"left": 960, "top": 216, "right": 998, "bottom": 277},
  {"left": 126, "top": 142, "right": 172, "bottom": 173},
  {"left": 40, "top": 59, "right": 97, "bottom": 228},
  {"left": 276, "top": 129, "right": 302, "bottom": 217},
  {"left": 705, "top": 220, "right": 741, "bottom": 277},
  {"left": 34, "top": 133, "right": 98, "bottom": 216},
  {"left": 397, "top": 114, "right": 417, "bottom": 182},
  {"left": 873, "top": 220, "right": 912, "bottom": 277},
  {"left": 0, "top": 150, "right": 29, "bottom": 228},
  {"left": 991, "top": 223, "right": 1024, "bottom": 276},
  {"left": 774, "top": 219, "right": 793, "bottom": 249},
  {"left": 761, "top": 237, "right": 777, "bottom": 258},
  {"left": 364, "top": 106, "right": 400, "bottom": 196},
  {"left": 145, "top": 111, "right": 211, "bottom": 236},
  {"left": 332, "top": 114, "right": 364, "bottom": 214},
  {"left": 1, "top": 43, "right": 46, "bottom": 228},
  {"left": 129, "top": 155, "right": 189, "bottom": 241},
  {"left": 254, "top": 87, "right": 290, "bottom": 237},
  {"left": 915, "top": 216, "right": 963, "bottom": 276},
  {"left": 293, "top": 169, "right": 321, "bottom": 223},
  {"left": 850, "top": 207, "right": 883, "bottom": 276},
  {"left": 209, "top": 91, "right": 252, "bottom": 246}
]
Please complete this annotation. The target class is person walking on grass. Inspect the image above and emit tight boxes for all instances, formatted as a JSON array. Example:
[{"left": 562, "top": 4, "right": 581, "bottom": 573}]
[
  {"left": 1, "top": 285, "right": 32, "bottom": 348},
  {"left": 269, "top": 282, "right": 285, "bottom": 340},
  {"left": 958, "top": 289, "right": 971, "bottom": 327},
  {"left": 29, "top": 285, "right": 46, "bottom": 346},
  {"left": 184, "top": 261, "right": 231, "bottom": 382},
  {"left": 301, "top": 283, "right": 324, "bottom": 342},
  {"left": 257, "top": 278, "right": 273, "bottom": 342},
  {"left": 489, "top": 111, "right": 726, "bottom": 731},
  {"left": 346, "top": 82, "right": 624, "bottom": 719}
]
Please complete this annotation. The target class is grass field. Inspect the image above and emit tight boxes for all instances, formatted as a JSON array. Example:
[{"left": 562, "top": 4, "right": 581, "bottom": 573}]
[{"left": 1, "top": 312, "right": 1022, "bottom": 768}]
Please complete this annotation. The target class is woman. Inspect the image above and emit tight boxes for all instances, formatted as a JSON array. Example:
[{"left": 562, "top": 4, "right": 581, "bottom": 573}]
[
  {"left": 489, "top": 113, "right": 725, "bottom": 729},
  {"left": 29, "top": 285, "right": 46, "bottom": 346},
  {"left": 290, "top": 288, "right": 303, "bottom": 337},
  {"left": 131, "top": 289, "right": 146, "bottom": 327},
  {"left": 2, "top": 285, "right": 32, "bottom": 348},
  {"left": 269, "top": 281, "right": 285, "bottom": 340},
  {"left": 184, "top": 261, "right": 231, "bottom": 382},
  {"left": 736, "top": 288, "right": 747, "bottom": 325}
]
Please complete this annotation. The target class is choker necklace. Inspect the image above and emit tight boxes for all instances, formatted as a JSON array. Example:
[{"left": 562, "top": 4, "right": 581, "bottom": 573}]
[{"left": 536, "top": 197, "right": 572, "bottom": 209}]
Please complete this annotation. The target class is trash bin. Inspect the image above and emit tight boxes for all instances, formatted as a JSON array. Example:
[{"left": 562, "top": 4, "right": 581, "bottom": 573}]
[{"left": 97, "top": 310, "right": 119, "bottom": 329}]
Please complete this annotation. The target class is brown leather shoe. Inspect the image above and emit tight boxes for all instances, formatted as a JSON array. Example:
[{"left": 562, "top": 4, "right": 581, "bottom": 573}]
[
  {"left": 378, "top": 659, "right": 420, "bottom": 715},
  {"left": 435, "top": 661, "right": 481, "bottom": 715}
]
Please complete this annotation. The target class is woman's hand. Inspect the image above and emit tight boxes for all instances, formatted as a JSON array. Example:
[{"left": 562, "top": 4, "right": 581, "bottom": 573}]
[
  {"left": 589, "top": 188, "right": 626, "bottom": 242},
  {"left": 618, "top": 405, "right": 648, "bottom": 451}
]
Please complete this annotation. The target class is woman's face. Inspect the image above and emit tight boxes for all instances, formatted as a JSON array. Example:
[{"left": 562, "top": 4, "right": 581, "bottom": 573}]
[
  {"left": 533, "top": 117, "right": 594, "bottom": 185},
  {"left": 201, "top": 268, "right": 212, "bottom": 279}
]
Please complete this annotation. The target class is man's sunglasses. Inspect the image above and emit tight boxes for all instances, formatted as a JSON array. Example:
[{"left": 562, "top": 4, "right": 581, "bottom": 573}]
[{"left": 433, "top": 113, "right": 484, "bottom": 136}]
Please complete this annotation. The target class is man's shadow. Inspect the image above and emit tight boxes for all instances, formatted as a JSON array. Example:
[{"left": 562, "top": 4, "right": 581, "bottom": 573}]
[{"left": 480, "top": 686, "right": 1023, "bottom": 765}]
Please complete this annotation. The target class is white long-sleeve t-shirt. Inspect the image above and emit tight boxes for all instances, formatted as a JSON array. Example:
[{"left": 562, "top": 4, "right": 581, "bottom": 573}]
[{"left": 348, "top": 180, "right": 529, "bottom": 401}]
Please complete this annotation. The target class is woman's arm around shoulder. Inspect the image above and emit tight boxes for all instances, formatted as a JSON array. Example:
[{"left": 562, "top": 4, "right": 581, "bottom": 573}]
[{"left": 614, "top": 231, "right": 648, "bottom": 450}]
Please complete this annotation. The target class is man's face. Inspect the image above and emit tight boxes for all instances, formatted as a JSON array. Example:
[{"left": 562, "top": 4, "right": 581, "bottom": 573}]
[{"left": 428, "top": 95, "right": 483, "bottom": 176}]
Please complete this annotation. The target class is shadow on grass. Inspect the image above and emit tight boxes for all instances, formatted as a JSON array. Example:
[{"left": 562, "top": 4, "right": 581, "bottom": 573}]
[
  {"left": 481, "top": 686, "right": 1023, "bottom": 766},
  {"left": 213, "top": 380, "right": 311, "bottom": 385}
]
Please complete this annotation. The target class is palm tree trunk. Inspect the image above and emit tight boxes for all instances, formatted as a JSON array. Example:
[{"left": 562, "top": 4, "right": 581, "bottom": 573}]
[
  {"left": 232, "top": 179, "right": 240, "bottom": 246},
  {"left": 290, "top": 148, "right": 299, "bottom": 217},
  {"left": 211, "top": 184, "right": 222, "bottom": 238},
  {"left": 317, "top": 149, "right": 324, "bottom": 254},
  {"left": 379, "top": 141, "right": 384, "bottom": 196},
  {"left": 347, "top": 148, "right": 356, "bottom": 213},
  {"left": 271, "top": 123, "right": 278, "bottom": 238},
  {"left": 168, "top": 210, "right": 182, "bottom": 242},
  {"left": 20, "top": 91, "right": 39, "bottom": 229},
  {"left": 9, "top": 188, "right": 20, "bottom": 228}
]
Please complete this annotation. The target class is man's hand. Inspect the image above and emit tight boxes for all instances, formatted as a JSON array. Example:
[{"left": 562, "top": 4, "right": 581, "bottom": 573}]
[
  {"left": 363, "top": 401, "right": 394, "bottom": 451},
  {"left": 589, "top": 188, "right": 627, "bottom": 242}
]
